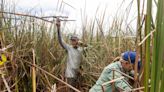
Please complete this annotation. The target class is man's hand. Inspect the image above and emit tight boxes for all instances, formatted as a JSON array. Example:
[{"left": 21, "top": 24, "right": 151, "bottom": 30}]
[
  {"left": 56, "top": 18, "right": 61, "bottom": 28},
  {"left": 78, "top": 41, "right": 88, "bottom": 47}
]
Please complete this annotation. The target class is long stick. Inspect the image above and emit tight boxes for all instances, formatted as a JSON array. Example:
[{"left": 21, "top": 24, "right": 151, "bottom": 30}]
[
  {"left": 111, "top": 69, "right": 134, "bottom": 80},
  {"left": 101, "top": 76, "right": 125, "bottom": 92},
  {"left": 102, "top": 77, "right": 124, "bottom": 86},
  {"left": 23, "top": 60, "right": 81, "bottom": 92},
  {"left": 0, "top": 11, "right": 54, "bottom": 23},
  {"left": 0, "top": 11, "right": 75, "bottom": 23},
  {"left": 138, "top": 29, "right": 155, "bottom": 46},
  {"left": 122, "top": 85, "right": 151, "bottom": 92},
  {"left": 1, "top": 74, "right": 12, "bottom": 92},
  {"left": 32, "top": 49, "right": 36, "bottom": 92}
]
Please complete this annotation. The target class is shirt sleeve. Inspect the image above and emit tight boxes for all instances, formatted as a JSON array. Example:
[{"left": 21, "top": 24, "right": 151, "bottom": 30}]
[{"left": 57, "top": 29, "right": 69, "bottom": 50}]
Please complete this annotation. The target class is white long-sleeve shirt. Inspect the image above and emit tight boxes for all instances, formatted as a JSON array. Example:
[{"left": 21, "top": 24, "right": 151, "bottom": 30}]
[{"left": 57, "top": 30, "right": 84, "bottom": 78}]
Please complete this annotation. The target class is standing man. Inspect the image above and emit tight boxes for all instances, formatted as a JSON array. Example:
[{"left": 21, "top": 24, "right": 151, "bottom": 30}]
[
  {"left": 56, "top": 18, "right": 86, "bottom": 92},
  {"left": 89, "top": 51, "right": 141, "bottom": 92}
]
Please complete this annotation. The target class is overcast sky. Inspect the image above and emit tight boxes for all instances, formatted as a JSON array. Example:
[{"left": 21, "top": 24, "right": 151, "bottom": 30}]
[{"left": 4, "top": 0, "right": 156, "bottom": 35}]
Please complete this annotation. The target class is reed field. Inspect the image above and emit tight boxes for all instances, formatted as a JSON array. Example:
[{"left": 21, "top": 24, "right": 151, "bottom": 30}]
[{"left": 0, "top": 0, "right": 163, "bottom": 92}]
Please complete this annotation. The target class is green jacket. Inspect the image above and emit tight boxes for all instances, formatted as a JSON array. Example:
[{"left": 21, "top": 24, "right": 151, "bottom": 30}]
[{"left": 89, "top": 61, "right": 132, "bottom": 92}]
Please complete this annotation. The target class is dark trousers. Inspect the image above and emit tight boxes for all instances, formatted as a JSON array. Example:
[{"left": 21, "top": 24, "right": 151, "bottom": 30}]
[{"left": 67, "top": 78, "right": 77, "bottom": 92}]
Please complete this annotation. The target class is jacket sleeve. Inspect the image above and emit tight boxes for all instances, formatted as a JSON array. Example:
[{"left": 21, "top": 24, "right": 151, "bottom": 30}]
[{"left": 113, "top": 70, "right": 132, "bottom": 91}]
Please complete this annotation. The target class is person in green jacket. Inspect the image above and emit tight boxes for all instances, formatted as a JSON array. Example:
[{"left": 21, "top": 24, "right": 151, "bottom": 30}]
[{"left": 89, "top": 51, "right": 141, "bottom": 92}]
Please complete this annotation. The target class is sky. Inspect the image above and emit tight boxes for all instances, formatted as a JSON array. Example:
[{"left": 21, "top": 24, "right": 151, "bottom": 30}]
[{"left": 4, "top": 0, "right": 157, "bottom": 35}]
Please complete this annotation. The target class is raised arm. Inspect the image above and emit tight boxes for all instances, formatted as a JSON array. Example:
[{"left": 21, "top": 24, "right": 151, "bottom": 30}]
[{"left": 56, "top": 18, "right": 69, "bottom": 49}]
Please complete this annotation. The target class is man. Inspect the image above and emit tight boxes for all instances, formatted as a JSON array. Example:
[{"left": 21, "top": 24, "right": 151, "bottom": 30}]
[
  {"left": 56, "top": 18, "right": 86, "bottom": 92},
  {"left": 89, "top": 51, "right": 141, "bottom": 92}
]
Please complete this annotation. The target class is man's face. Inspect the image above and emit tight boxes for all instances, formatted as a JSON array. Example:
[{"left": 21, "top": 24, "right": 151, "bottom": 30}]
[
  {"left": 70, "top": 39, "right": 78, "bottom": 47},
  {"left": 122, "top": 60, "right": 134, "bottom": 72}
]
